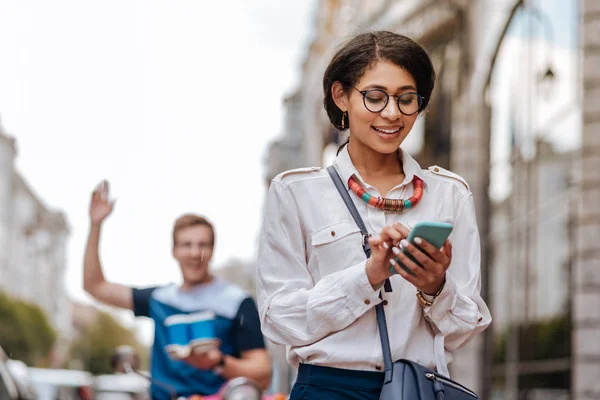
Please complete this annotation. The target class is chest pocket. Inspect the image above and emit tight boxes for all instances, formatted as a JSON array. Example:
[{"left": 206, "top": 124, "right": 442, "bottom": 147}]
[{"left": 311, "top": 221, "right": 363, "bottom": 276}]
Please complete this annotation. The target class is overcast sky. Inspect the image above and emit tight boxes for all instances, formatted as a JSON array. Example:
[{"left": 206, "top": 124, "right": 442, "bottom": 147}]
[{"left": 0, "top": 0, "right": 316, "bottom": 290}]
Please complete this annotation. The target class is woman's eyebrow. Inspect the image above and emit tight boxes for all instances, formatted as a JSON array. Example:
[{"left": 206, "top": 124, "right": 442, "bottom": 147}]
[
  {"left": 361, "top": 84, "right": 417, "bottom": 92},
  {"left": 398, "top": 84, "right": 417, "bottom": 91}
]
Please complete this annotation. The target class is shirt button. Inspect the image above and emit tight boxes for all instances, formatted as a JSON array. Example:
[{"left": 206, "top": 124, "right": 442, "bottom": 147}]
[
  {"left": 331, "top": 231, "right": 336, "bottom": 237},
  {"left": 383, "top": 300, "right": 388, "bottom": 306},
  {"left": 434, "top": 167, "right": 440, "bottom": 172},
  {"left": 364, "top": 299, "right": 371, "bottom": 305},
  {"left": 375, "top": 365, "right": 382, "bottom": 371}
]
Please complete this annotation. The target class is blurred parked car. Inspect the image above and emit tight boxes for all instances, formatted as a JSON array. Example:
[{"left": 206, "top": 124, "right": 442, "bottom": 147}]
[
  {"left": 0, "top": 348, "right": 19, "bottom": 400},
  {"left": 27, "top": 367, "right": 93, "bottom": 400},
  {"left": 0, "top": 345, "right": 37, "bottom": 400},
  {"left": 4, "top": 360, "right": 36, "bottom": 399},
  {"left": 93, "top": 373, "right": 150, "bottom": 400}
]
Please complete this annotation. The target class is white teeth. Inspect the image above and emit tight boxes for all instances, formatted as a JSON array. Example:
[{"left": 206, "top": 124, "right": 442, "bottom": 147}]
[{"left": 374, "top": 127, "right": 401, "bottom": 134}]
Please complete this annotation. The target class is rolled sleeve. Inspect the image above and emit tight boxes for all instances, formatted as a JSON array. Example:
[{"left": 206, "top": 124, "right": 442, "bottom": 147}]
[
  {"left": 423, "top": 194, "right": 492, "bottom": 352},
  {"left": 256, "top": 180, "right": 379, "bottom": 348},
  {"left": 341, "top": 260, "right": 383, "bottom": 318}
]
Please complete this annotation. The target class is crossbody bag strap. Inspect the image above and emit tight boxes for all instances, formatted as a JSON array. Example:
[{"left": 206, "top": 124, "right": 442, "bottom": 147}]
[
  {"left": 375, "top": 301, "right": 394, "bottom": 383},
  {"left": 326, "top": 166, "right": 371, "bottom": 256},
  {"left": 326, "top": 166, "right": 392, "bottom": 293},
  {"left": 326, "top": 165, "right": 394, "bottom": 382}
]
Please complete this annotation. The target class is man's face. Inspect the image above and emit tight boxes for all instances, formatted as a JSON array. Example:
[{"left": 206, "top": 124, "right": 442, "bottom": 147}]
[{"left": 172, "top": 225, "right": 214, "bottom": 285}]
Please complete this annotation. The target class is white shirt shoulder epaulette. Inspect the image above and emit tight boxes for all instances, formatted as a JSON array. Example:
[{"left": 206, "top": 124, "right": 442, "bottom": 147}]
[
  {"left": 424, "top": 165, "right": 470, "bottom": 193},
  {"left": 273, "top": 166, "right": 323, "bottom": 185}
]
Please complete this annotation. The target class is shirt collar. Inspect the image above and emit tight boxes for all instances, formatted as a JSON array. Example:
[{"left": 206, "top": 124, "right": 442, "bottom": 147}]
[{"left": 332, "top": 144, "right": 426, "bottom": 190}]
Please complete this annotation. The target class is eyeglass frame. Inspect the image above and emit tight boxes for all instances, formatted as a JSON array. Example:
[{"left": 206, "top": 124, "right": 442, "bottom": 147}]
[{"left": 352, "top": 86, "right": 424, "bottom": 116}]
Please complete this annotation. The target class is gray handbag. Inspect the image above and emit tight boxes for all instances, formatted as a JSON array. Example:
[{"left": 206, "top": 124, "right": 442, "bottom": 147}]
[{"left": 327, "top": 166, "right": 479, "bottom": 400}]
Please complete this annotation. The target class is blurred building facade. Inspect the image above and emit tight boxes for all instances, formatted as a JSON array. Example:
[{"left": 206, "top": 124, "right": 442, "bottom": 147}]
[
  {"left": 491, "top": 141, "right": 575, "bottom": 329},
  {"left": 576, "top": 1, "right": 600, "bottom": 399},
  {"left": 0, "top": 118, "right": 72, "bottom": 366},
  {"left": 265, "top": 0, "right": 600, "bottom": 399},
  {"left": 490, "top": 140, "right": 576, "bottom": 399}
]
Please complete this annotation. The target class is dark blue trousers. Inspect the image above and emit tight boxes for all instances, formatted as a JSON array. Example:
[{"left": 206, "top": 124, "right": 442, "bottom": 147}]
[{"left": 289, "top": 364, "right": 384, "bottom": 400}]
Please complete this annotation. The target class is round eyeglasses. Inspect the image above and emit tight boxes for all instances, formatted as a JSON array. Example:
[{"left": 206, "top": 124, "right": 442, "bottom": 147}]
[{"left": 353, "top": 87, "right": 423, "bottom": 115}]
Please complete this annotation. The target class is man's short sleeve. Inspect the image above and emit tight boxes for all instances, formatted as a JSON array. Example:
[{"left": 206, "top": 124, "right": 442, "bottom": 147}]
[
  {"left": 232, "top": 297, "right": 266, "bottom": 352},
  {"left": 132, "top": 287, "right": 158, "bottom": 317}
]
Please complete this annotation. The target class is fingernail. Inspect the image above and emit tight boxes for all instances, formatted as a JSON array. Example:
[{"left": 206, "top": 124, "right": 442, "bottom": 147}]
[
  {"left": 401, "top": 239, "right": 409, "bottom": 247},
  {"left": 389, "top": 258, "right": 397, "bottom": 266},
  {"left": 383, "top": 242, "right": 389, "bottom": 249},
  {"left": 392, "top": 247, "right": 401, "bottom": 255},
  {"left": 414, "top": 237, "right": 422, "bottom": 245}
]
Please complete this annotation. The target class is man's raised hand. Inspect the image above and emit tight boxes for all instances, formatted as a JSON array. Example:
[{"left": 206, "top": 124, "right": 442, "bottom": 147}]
[{"left": 90, "top": 180, "right": 115, "bottom": 225}]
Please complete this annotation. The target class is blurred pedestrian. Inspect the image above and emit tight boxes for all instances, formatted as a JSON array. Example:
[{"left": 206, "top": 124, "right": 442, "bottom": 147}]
[{"left": 83, "top": 182, "right": 271, "bottom": 399}]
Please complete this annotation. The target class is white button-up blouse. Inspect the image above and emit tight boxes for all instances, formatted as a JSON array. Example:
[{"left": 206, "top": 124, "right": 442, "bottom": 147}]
[{"left": 256, "top": 145, "right": 491, "bottom": 376}]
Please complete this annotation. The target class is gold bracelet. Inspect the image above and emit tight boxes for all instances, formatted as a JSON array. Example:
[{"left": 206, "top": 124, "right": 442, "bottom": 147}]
[
  {"left": 416, "top": 280, "right": 446, "bottom": 307},
  {"left": 416, "top": 291, "right": 433, "bottom": 307}
]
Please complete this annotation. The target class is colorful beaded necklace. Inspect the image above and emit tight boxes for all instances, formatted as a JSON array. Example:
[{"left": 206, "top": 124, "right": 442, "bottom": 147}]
[{"left": 348, "top": 175, "right": 424, "bottom": 212}]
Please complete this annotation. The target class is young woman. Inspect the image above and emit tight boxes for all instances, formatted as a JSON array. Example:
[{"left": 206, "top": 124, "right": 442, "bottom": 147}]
[{"left": 257, "top": 31, "right": 491, "bottom": 399}]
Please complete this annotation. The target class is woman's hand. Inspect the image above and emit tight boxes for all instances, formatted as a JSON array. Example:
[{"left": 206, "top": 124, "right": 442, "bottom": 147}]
[
  {"left": 365, "top": 222, "right": 452, "bottom": 294},
  {"left": 365, "top": 222, "right": 410, "bottom": 288},
  {"left": 391, "top": 237, "right": 452, "bottom": 295}
]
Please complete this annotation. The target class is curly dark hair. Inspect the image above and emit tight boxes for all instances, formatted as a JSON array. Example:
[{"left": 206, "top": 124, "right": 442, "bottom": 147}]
[{"left": 323, "top": 31, "right": 436, "bottom": 132}]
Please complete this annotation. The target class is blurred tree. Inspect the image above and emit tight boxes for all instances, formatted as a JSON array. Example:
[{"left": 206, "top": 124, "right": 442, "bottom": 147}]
[
  {"left": 67, "top": 310, "right": 148, "bottom": 375},
  {"left": 0, "top": 291, "right": 57, "bottom": 365}
]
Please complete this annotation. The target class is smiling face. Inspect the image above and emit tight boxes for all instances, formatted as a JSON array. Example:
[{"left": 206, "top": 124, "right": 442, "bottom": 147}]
[
  {"left": 333, "top": 60, "right": 420, "bottom": 155},
  {"left": 172, "top": 224, "right": 214, "bottom": 286}
]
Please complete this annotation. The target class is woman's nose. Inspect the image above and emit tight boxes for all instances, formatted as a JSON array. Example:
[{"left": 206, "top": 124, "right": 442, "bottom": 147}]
[{"left": 380, "top": 99, "right": 401, "bottom": 120}]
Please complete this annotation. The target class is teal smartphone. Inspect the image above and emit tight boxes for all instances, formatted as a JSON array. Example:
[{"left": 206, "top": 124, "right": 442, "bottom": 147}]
[{"left": 389, "top": 221, "right": 453, "bottom": 275}]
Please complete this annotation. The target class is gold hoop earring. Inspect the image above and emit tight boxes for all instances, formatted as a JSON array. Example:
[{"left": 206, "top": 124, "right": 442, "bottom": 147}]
[{"left": 341, "top": 111, "right": 346, "bottom": 130}]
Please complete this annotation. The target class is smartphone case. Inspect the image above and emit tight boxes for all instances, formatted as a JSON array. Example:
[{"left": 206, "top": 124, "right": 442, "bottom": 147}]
[{"left": 390, "top": 222, "right": 453, "bottom": 275}]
